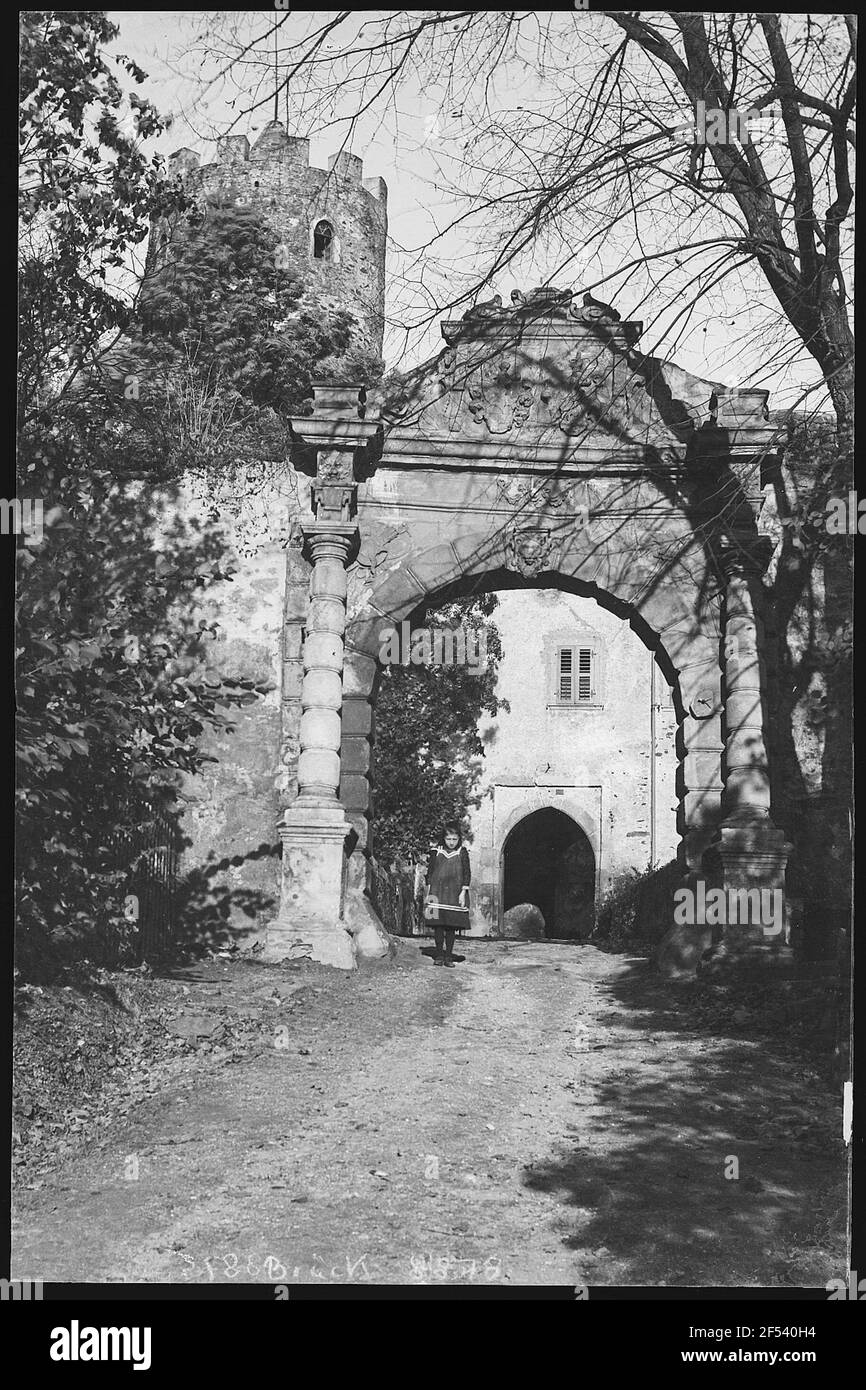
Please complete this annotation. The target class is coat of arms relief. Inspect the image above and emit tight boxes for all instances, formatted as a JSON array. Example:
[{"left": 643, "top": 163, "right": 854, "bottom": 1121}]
[
  {"left": 449, "top": 341, "right": 625, "bottom": 440},
  {"left": 466, "top": 356, "right": 536, "bottom": 434},
  {"left": 424, "top": 286, "right": 670, "bottom": 444}
]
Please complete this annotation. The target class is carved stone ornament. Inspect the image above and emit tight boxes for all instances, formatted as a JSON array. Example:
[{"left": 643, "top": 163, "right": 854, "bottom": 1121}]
[
  {"left": 312, "top": 481, "right": 356, "bottom": 523},
  {"left": 569, "top": 291, "right": 622, "bottom": 324},
  {"left": 317, "top": 450, "right": 354, "bottom": 485},
  {"left": 556, "top": 346, "right": 613, "bottom": 432},
  {"left": 496, "top": 476, "right": 571, "bottom": 511},
  {"left": 504, "top": 526, "right": 562, "bottom": 578},
  {"left": 688, "top": 688, "right": 717, "bottom": 720},
  {"left": 462, "top": 293, "right": 505, "bottom": 321},
  {"left": 465, "top": 354, "right": 536, "bottom": 435},
  {"left": 438, "top": 346, "right": 458, "bottom": 394},
  {"left": 510, "top": 286, "right": 573, "bottom": 316},
  {"left": 454, "top": 286, "right": 623, "bottom": 330}
]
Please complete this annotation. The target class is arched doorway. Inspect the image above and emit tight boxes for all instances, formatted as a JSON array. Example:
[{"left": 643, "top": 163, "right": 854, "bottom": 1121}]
[{"left": 501, "top": 807, "right": 595, "bottom": 938}]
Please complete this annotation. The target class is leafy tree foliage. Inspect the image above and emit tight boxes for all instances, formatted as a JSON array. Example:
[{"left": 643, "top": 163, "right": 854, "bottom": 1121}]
[
  {"left": 18, "top": 10, "right": 191, "bottom": 430},
  {"left": 16, "top": 14, "right": 265, "bottom": 972},
  {"left": 140, "top": 201, "right": 357, "bottom": 410},
  {"left": 15, "top": 442, "right": 264, "bottom": 974},
  {"left": 372, "top": 594, "right": 507, "bottom": 865},
  {"left": 101, "top": 198, "right": 380, "bottom": 480}
]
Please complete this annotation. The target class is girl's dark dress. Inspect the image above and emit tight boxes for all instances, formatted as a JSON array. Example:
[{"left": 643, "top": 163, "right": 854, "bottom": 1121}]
[{"left": 426, "top": 846, "right": 471, "bottom": 930}]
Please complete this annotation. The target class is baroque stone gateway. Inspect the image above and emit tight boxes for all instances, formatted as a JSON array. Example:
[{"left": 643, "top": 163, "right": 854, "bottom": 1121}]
[{"left": 170, "top": 121, "right": 796, "bottom": 976}]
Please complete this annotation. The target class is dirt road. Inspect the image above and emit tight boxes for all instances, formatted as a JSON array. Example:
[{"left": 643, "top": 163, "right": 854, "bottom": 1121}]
[{"left": 13, "top": 939, "right": 846, "bottom": 1287}]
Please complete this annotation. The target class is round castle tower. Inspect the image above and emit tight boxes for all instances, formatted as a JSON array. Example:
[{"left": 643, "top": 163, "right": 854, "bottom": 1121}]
[{"left": 168, "top": 119, "right": 387, "bottom": 360}]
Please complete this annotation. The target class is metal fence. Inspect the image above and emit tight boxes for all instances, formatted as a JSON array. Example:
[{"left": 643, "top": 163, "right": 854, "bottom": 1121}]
[
  {"left": 102, "top": 798, "right": 182, "bottom": 963},
  {"left": 370, "top": 859, "right": 423, "bottom": 937}
]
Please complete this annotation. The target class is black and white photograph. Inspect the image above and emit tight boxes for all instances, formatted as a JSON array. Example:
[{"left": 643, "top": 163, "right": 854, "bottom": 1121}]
[{"left": 10, "top": 5, "right": 858, "bottom": 1321}]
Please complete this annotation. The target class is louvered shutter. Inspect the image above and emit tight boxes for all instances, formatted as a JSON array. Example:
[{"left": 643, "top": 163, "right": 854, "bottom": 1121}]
[
  {"left": 577, "top": 647, "right": 593, "bottom": 702},
  {"left": 558, "top": 647, "right": 573, "bottom": 702}
]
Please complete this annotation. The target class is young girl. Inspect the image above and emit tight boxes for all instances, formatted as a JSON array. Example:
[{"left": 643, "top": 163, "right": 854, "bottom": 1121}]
[{"left": 425, "top": 823, "right": 471, "bottom": 966}]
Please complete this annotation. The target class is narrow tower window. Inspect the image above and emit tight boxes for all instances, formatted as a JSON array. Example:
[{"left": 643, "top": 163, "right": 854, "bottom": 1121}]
[{"left": 313, "top": 220, "right": 334, "bottom": 261}]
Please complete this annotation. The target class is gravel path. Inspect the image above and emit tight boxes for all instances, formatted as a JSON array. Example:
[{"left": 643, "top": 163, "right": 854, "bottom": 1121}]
[{"left": 13, "top": 939, "right": 846, "bottom": 1288}]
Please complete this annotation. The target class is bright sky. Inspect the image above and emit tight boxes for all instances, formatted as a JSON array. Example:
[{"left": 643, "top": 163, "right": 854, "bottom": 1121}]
[{"left": 106, "top": 9, "right": 844, "bottom": 409}]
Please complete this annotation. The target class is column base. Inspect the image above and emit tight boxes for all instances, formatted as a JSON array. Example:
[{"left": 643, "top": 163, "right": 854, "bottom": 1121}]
[
  {"left": 655, "top": 820, "right": 793, "bottom": 980},
  {"left": 262, "top": 917, "right": 356, "bottom": 969},
  {"left": 267, "top": 800, "right": 356, "bottom": 970},
  {"left": 655, "top": 922, "right": 796, "bottom": 981},
  {"left": 711, "top": 817, "right": 792, "bottom": 956},
  {"left": 712, "top": 817, "right": 791, "bottom": 882},
  {"left": 698, "top": 937, "right": 795, "bottom": 979}
]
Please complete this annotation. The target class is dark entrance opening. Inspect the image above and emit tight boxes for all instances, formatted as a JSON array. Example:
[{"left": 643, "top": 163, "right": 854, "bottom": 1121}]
[{"left": 501, "top": 807, "right": 595, "bottom": 938}]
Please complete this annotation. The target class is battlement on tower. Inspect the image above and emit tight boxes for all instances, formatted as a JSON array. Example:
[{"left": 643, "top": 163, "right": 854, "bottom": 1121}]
[{"left": 169, "top": 121, "right": 387, "bottom": 207}]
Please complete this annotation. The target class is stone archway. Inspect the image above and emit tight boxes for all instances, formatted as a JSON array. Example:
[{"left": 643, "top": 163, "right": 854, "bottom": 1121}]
[
  {"left": 288, "top": 535, "right": 728, "bottom": 969},
  {"left": 344, "top": 543, "right": 723, "bottom": 879},
  {"left": 270, "top": 298, "right": 791, "bottom": 973},
  {"left": 500, "top": 807, "right": 596, "bottom": 939}
]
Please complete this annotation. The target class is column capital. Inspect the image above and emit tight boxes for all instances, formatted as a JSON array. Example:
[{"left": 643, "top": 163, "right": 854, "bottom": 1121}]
[
  {"left": 290, "top": 381, "right": 383, "bottom": 521},
  {"left": 301, "top": 520, "right": 359, "bottom": 567},
  {"left": 310, "top": 381, "right": 368, "bottom": 416},
  {"left": 288, "top": 380, "right": 383, "bottom": 476}
]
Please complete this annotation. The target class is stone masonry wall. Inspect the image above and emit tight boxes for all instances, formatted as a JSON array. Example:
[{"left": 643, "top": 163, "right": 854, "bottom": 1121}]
[{"left": 169, "top": 481, "right": 293, "bottom": 946}]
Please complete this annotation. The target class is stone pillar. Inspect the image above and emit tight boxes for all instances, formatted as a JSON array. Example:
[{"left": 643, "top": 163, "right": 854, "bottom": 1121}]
[
  {"left": 657, "top": 546, "right": 791, "bottom": 979},
  {"left": 279, "top": 540, "right": 310, "bottom": 808},
  {"left": 656, "top": 697, "right": 724, "bottom": 980},
  {"left": 267, "top": 523, "right": 357, "bottom": 967},
  {"left": 720, "top": 555, "right": 772, "bottom": 822},
  {"left": 296, "top": 525, "right": 356, "bottom": 804},
  {"left": 710, "top": 543, "right": 791, "bottom": 962},
  {"left": 265, "top": 381, "right": 386, "bottom": 968},
  {"left": 681, "top": 704, "right": 724, "bottom": 869}
]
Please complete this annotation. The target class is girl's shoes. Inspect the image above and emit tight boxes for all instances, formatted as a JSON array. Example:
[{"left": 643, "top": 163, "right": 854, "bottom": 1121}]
[
  {"left": 433, "top": 954, "right": 445, "bottom": 966},
  {"left": 443, "top": 957, "right": 455, "bottom": 968}
]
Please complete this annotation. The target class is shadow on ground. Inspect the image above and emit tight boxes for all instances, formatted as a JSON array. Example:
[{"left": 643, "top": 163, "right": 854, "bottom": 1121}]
[{"left": 519, "top": 954, "right": 846, "bottom": 1286}]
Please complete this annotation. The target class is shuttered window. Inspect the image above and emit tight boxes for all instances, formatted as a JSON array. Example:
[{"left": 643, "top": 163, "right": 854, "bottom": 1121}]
[
  {"left": 577, "top": 647, "right": 592, "bottom": 701},
  {"left": 556, "top": 646, "right": 596, "bottom": 704},
  {"left": 558, "top": 647, "right": 573, "bottom": 701}
]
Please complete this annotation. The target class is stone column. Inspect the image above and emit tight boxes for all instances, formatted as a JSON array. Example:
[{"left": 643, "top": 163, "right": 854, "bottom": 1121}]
[
  {"left": 711, "top": 543, "right": 791, "bottom": 961},
  {"left": 267, "top": 523, "right": 357, "bottom": 968},
  {"left": 721, "top": 554, "right": 772, "bottom": 822},
  {"left": 266, "top": 381, "right": 384, "bottom": 968},
  {"left": 296, "top": 523, "right": 356, "bottom": 805},
  {"left": 681, "top": 703, "right": 724, "bottom": 869},
  {"left": 656, "top": 695, "right": 724, "bottom": 980}
]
